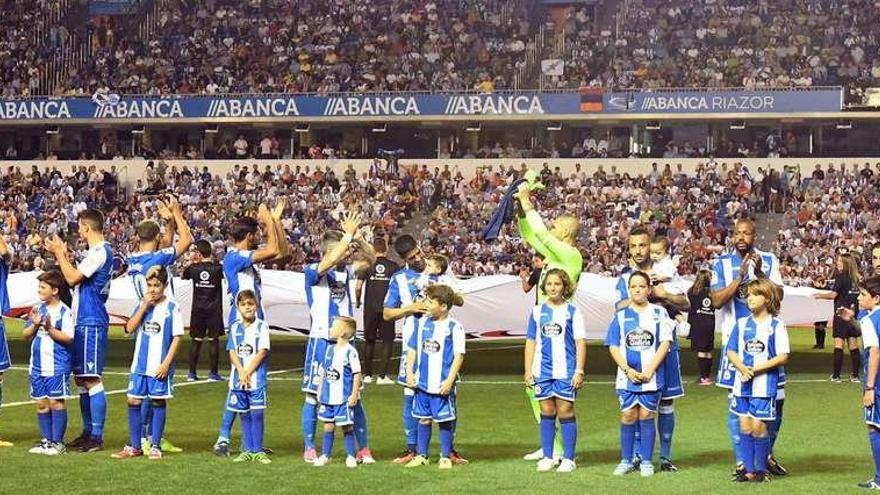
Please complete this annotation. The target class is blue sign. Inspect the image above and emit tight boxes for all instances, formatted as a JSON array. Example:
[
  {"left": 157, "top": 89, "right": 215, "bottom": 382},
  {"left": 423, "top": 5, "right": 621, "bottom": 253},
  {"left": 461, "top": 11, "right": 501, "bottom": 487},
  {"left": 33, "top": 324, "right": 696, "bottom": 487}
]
[
  {"left": 0, "top": 89, "right": 843, "bottom": 123},
  {"left": 88, "top": 0, "right": 143, "bottom": 15},
  {"left": 600, "top": 89, "right": 842, "bottom": 114}
]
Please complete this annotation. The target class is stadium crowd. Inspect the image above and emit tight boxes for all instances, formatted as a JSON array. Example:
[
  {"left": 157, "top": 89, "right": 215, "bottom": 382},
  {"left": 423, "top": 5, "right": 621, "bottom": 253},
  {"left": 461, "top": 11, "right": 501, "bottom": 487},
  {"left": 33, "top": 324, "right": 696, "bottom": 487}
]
[
  {"left": 55, "top": 0, "right": 533, "bottom": 96},
  {"left": 4, "top": 0, "right": 880, "bottom": 96},
  {"left": 546, "top": 0, "right": 880, "bottom": 96},
  {"left": 5, "top": 158, "right": 879, "bottom": 287}
]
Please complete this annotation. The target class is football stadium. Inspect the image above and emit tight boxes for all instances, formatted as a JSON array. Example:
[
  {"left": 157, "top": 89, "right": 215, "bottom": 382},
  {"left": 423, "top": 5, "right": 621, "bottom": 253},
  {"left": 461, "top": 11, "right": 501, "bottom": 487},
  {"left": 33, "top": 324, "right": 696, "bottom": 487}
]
[{"left": 3, "top": 0, "right": 880, "bottom": 493}]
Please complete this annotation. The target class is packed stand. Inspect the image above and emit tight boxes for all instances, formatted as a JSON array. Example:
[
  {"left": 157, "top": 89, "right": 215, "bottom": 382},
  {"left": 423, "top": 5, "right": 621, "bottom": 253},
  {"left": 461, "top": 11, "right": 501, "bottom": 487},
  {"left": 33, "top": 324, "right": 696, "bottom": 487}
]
[
  {"left": 0, "top": 161, "right": 415, "bottom": 273},
  {"left": 57, "top": 0, "right": 534, "bottom": 96},
  {"left": 548, "top": 0, "right": 880, "bottom": 97},
  {"left": 774, "top": 161, "right": 880, "bottom": 287}
]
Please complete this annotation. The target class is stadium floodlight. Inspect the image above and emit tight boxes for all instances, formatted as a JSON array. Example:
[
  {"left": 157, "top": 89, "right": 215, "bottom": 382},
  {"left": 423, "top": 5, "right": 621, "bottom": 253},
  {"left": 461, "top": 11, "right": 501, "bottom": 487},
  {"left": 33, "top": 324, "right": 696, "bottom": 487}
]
[
  {"left": 45, "top": 126, "right": 60, "bottom": 135},
  {"left": 131, "top": 126, "right": 145, "bottom": 135},
  {"left": 836, "top": 120, "right": 853, "bottom": 130},
  {"left": 645, "top": 121, "right": 661, "bottom": 130},
  {"left": 294, "top": 124, "right": 310, "bottom": 133},
  {"left": 204, "top": 126, "right": 219, "bottom": 134},
  {"left": 371, "top": 124, "right": 387, "bottom": 133},
  {"left": 465, "top": 122, "right": 481, "bottom": 132},
  {"left": 547, "top": 122, "right": 562, "bottom": 131},
  {"left": 729, "top": 120, "right": 746, "bottom": 130}
]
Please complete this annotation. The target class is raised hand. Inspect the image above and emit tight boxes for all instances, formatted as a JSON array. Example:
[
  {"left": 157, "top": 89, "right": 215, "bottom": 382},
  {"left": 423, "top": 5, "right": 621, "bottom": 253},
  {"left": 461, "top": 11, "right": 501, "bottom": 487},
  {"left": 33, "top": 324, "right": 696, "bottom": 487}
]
[{"left": 340, "top": 210, "right": 362, "bottom": 236}]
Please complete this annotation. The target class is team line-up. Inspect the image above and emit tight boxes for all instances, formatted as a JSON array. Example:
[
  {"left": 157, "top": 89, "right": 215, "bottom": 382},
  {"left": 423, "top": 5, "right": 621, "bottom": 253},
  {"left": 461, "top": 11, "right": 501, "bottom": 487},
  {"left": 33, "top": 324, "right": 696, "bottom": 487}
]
[{"left": 2, "top": 189, "right": 880, "bottom": 488}]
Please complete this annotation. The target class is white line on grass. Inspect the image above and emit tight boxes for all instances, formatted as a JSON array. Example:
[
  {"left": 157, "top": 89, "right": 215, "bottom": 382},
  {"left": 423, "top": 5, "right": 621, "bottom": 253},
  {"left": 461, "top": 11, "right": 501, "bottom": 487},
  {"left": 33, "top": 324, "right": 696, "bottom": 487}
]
[{"left": 0, "top": 368, "right": 298, "bottom": 409}]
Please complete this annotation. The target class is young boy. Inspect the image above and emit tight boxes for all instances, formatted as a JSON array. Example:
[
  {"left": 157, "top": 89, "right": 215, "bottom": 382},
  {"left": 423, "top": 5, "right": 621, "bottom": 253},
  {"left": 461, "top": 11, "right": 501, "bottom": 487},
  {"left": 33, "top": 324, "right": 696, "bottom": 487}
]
[
  {"left": 314, "top": 316, "right": 362, "bottom": 468},
  {"left": 226, "top": 290, "right": 271, "bottom": 464},
  {"left": 404, "top": 284, "right": 466, "bottom": 469},
  {"left": 23, "top": 270, "right": 74, "bottom": 455},
  {"left": 649, "top": 236, "right": 677, "bottom": 286},
  {"left": 726, "top": 278, "right": 790, "bottom": 482},
  {"left": 844, "top": 276, "right": 880, "bottom": 489},
  {"left": 113, "top": 267, "right": 184, "bottom": 460},
  {"left": 0, "top": 232, "right": 12, "bottom": 447},
  {"left": 127, "top": 194, "right": 191, "bottom": 454}
]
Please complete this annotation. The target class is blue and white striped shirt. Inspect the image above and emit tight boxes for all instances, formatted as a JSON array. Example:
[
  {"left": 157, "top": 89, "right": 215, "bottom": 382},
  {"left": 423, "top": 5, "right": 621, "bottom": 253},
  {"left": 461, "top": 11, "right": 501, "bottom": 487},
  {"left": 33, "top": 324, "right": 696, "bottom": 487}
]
[
  {"left": 605, "top": 304, "right": 674, "bottom": 392},
  {"left": 223, "top": 248, "right": 264, "bottom": 327},
  {"left": 726, "top": 315, "right": 789, "bottom": 398},
  {"left": 73, "top": 242, "right": 113, "bottom": 327},
  {"left": 319, "top": 343, "right": 361, "bottom": 406},
  {"left": 28, "top": 302, "right": 74, "bottom": 377},
  {"left": 526, "top": 303, "right": 586, "bottom": 381},
  {"left": 127, "top": 247, "right": 177, "bottom": 300},
  {"left": 710, "top": 249, "right": 782, "bottom": 347},
  {"left": 407, "top": 316, "right": 466, "bottom": 394},
  {"left": 129, "top": 299, "right": 184, "bottom": 376},
  {"left": 227, "top": 318, "right": 270, "bottom": 390},
  {"left": 304, "top": 263, "right": 354, "bottom": 340}
]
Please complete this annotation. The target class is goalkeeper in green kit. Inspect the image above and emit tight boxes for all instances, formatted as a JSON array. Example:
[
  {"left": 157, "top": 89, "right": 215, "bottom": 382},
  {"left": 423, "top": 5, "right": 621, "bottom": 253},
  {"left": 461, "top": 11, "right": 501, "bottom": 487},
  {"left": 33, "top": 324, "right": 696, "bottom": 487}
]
[{"left": 514, "top": 184, "right": 583, "bottom": 463}]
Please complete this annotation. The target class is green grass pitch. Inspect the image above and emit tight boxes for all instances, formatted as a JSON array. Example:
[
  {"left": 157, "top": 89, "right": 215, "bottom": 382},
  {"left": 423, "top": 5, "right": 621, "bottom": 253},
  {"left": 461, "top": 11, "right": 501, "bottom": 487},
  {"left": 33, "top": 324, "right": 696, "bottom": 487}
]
[{"left": 0, "top": 318, "right": 872, "bottom": 493}]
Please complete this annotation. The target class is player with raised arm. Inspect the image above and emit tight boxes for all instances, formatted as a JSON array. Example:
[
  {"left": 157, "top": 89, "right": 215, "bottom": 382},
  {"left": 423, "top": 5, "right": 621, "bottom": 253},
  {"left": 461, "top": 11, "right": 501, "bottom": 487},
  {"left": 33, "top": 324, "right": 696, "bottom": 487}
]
[
  {"left": 212, "top": 202, "right": 287, "bottom": 457},
  {"left": 44, "top": 209, "right": 113, "bottom": 453},
  {"left": 301, "top": 211, "right": 376, "bottom": 463},
  {"left": 127, "top": 194, "right": 192, "bottom": 454},
  {"left": 514, "top": 183, "right": 583, "bottom": 462}
]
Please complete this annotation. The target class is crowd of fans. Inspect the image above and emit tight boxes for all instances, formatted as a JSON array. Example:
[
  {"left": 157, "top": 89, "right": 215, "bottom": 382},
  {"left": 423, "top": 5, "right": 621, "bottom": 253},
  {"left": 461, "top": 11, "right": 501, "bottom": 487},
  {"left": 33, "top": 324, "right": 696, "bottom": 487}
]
[
  {"left": 547, "top": 0, "right": 880, "bottom": 98},
  {"left": 55, "top": 0, "right": 533, "bottom": 96},
  {"left": 2, "top": 158, "right": 879, "bottom": 287},
  {"left": 6, "top": 0, "right": 880, "bottom": 97}
]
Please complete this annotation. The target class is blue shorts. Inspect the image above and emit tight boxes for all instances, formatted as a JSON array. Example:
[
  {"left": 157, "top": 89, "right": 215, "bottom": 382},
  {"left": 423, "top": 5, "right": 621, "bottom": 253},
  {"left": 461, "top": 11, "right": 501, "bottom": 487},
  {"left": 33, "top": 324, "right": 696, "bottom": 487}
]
[
  {"left": 731, "top": 396, "right": 776, "bottom": 421},
  {"left": 617, "top": 390, "right": 661, "bottom": 413},
  {"left": 318, "top": 403, "right": 354, "bottom": 426},
  {"left": 716, "top": 354, "right": 736, "bottom": 389},
  {"left": 0, "top": 322, "right": 10, "bottom": 372},
  {"left": 72, "top": 325, "right": 108, "bottom": 377},
  {"left": 226, "top": 388, "right": 267, "bottom": 413},
  {"left": 127, "top": 373, "right": 174, "bottom": 399},
  {"left": 534, "top": 378, "right": 576, "bottom": 402},
  {"left": 867, "top": 391, "right": 880, "bottom": 428},
  {"left": 412, "top": 389, "right": 456, "bottom": 422},
  {"left": 661, "top": 350, "right": 684, "bottom": 400},
  {"left": 302, "top": 337, "right": 332, "bottom": 394},
  {"left": 30, "top": 374, "right": 70, "bottom": 400}
]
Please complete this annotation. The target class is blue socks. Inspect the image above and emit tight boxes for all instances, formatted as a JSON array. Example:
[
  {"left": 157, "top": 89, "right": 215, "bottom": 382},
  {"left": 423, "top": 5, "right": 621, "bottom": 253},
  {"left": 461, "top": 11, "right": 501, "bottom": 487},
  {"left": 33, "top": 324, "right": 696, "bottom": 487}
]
[
  {"left": 417, "top": 422, "right": 432, "bottom": 456},
  {"left": 51, "top": 409, "right": 67, "bottom": 443},
  {"left": 78, "top": 387, "right": 92, "bottom": 436},
  {"left": 141, "top": 400, "right": 153, "bottom": 440},
  {"left": 560, "top": 416, "right": 577, "bottom": 461},
  {"left": 404, "top": 392, "right": 417, "bottom": 451},
  {"left": 620, "top": 423, "right": 636, "bottom": 463},
  {"left": 344, "top": 429, "right": 356, "bottom": 457},
  {"left": 869, "top": 428, "right": 880, "bottom": 482},
  {"left": 37, "top": 411, "right": 52, "bottom": 440},
  {"left": 728, "top": 410, "right": 743, "bottom": 464},
  {"left": 353, "top": 401, "right": 369, "bottom": 449},
  {"left": 250, "top": 409, "right": 264, "bottom": 453},
  {"left": 638, "top": 418, "right": 656, "bottom": 463},
  {"left": 633, "top": 424, "right": 641, "bottom": 460},
  {"left": 769, "top": 399, "right": 784, "bottom": 452},
  {"left": 322, "top": 430, "right": 334, "bottom": 457},
  {"left": 658, "top": 409, "right": 675, "bottom": 459},
  {"left": 88, "top": 384, "right": 107, "bottom": 440},
  {"left": 755, "top": 435, "right": 770, "bottom": 473},
  {"left": 151, "top": 404, "right": 166, "bottom": 449},
  {"left": 741, "top": 433, "right": 755, "bottom": 473},
  {"left": 218, "top": 409, "right": 236, "bottom": 442},
  {"left": 127, "top": 405, "right": 141, "bottom": 449},
  {"left": 302, "top": 398, "right": 317, "bottom": 450},
  {"left": 439, "top": 421, "right": 453, "bottom": 458},
  {"left": 540, "top": 414, "right": 556, "bottom": 459},
  {"left": 240, "top": 412, "right": 253, "bottom": 453}
]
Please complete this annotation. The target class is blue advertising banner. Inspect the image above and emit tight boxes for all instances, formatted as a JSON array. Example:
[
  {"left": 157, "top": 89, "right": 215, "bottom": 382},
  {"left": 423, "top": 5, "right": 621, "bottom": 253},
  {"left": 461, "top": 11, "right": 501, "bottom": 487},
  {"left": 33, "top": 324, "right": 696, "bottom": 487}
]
[
  {"left": 88, "top": 0, "right": 144, "bottom": 15},
  {"left": 0, "top": 88, "right": 843, "bottom": 123}
]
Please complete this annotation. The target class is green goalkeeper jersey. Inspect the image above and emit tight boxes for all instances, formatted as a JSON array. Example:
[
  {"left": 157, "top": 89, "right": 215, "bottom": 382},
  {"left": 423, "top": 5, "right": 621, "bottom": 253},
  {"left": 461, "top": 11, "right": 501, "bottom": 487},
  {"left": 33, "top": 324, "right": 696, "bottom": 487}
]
[{"left": 517, "top": 210, "right": 583, "bottom": 303}]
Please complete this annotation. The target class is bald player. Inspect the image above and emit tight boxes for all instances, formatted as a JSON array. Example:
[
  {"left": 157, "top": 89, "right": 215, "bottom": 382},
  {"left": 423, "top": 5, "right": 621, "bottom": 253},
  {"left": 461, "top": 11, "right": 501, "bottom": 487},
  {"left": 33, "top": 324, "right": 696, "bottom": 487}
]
[
  {"left": 514, "top": 184, "right": 583, "bottom": 463},
  {"left": 710, "top": 218, "right": 786, "bottom": 478}
]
